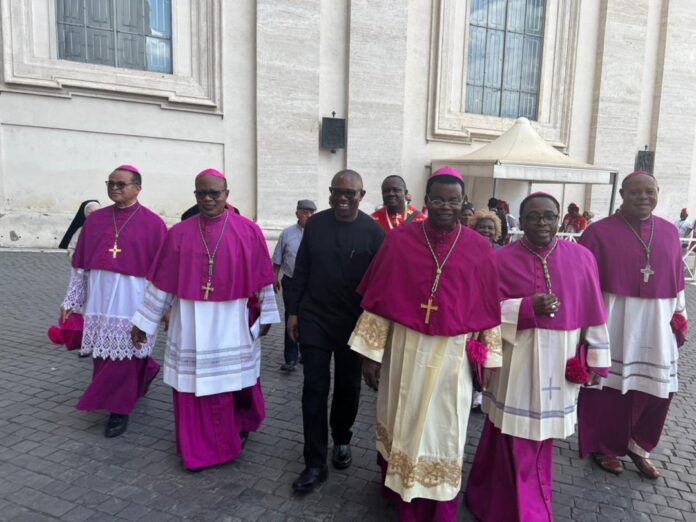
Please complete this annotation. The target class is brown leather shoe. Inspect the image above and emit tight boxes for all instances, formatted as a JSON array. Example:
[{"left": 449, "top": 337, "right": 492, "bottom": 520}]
[
  {"left": 592, "top": 453, "right": 624, "bottom": 475},
  {"left": 627, "top": 450, "right": 660, "bottom": 479}
]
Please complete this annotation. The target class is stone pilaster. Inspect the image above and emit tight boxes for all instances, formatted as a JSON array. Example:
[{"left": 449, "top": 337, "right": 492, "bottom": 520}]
[
  {"left": 651, "top": 0, "right": 696, "bottom": 216},
  {"left": 345, "top": 0, "right": 409, "bottom": 211},
  {"left": 256, "top": 0, "right": 321, "bottom": 232},
  {"left": 587, "top": 0, "right": 649, "bottom": 214}
]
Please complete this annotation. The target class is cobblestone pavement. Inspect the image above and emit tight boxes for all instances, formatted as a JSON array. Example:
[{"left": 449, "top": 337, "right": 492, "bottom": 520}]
[{"left": 1, "top": 251, "right": 696, "bottom": 521}]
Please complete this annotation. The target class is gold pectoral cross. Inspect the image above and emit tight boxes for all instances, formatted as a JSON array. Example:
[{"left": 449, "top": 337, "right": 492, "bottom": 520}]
[
  {"left": 108, "top": 242, "right": 122, "bottom": 259},
  {"left": 420, "top": 297, "right": 439, "bottom": 324},
  {"left": 641, "top": 264, "right": 654, "bottom": 283},
  {"left": 201, "top": 281, "right": 214, "bottom": 300}
]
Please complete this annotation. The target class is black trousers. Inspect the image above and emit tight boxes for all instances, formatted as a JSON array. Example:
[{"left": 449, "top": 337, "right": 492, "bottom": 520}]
[
  {"left": 280, "top": 276, "right": 299, "bottom": 364},
  {"left": 300, "top": 343, "right": 362, "bottom": 467}
]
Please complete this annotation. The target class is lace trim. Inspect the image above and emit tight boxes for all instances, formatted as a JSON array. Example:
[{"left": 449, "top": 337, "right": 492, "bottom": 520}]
[
  {"left": 62, "top": 268, "right": 87, "bottom": 312},
  {"left": 353, "top": 312, "right": 390, "bottom": 350},
  {"left": 480, "top": 326, "right": 503, "bottom": 359},
  {"left": 81, "top": 315, "right": 154, "bottom": 360},
  {"left": 377, "top": 423, "right": 461, "bottom": 489}
]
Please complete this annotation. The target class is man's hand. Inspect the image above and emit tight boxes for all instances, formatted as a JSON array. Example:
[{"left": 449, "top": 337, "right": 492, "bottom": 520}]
[
  {"left": 532, "top": 293, "right": 560, "bottom": 316},
  {"left": 588, "top": 373, "right": 601, "bottom": 386},
  {"left": 362, "top": 358, "right": 381, "bottom": 391},
  {"left": 287, "top": 315, "right": 299, "bottom": 343},
  {"left": 162, "top": 311, "right": 171, "bottom": 332},
  {"left": 131, "top": 326, "right": 147, "bottom": 348},
  {"left": 60, "top": 306, "right": 73, "bottom": 322},
  {"left": 259, "top": 324, "right": 271, "bottom": 337},
  {"left": 273, "top": 266, "right": 281, "bottom": 293}
]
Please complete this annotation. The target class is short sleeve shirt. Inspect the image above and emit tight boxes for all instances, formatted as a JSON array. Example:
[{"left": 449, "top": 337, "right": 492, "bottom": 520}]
[{"left": 272, "top": 223, "right": 304, "bottom": 278}]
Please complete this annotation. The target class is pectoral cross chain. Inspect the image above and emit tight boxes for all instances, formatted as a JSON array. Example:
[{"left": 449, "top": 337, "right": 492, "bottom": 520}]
[
  {"left": 201, "top": 259, "right": 215, "bottom": 300},
  {"left": 109, "top": 204, "right": 142, "bottom": 259},
  {"left": 618, "top": 212, "right": 656, "bottom": 286},
  {"left": 420, "top": 298, "right": 439, "bottom": 325},
  {"left": 197, "top": 211, "right": 229, "bottom": 301},
  {"left": 420, "top": 222, "right": 463, "bottom": 325}
]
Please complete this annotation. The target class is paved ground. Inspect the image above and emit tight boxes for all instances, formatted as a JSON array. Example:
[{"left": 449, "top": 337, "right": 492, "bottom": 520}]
[{"left": 1, "top": 251, "right": 696, "bottom": 521}]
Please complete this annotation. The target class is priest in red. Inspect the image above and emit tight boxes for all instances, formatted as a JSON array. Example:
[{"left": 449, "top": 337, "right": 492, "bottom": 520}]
[
  {"left": 371, "top": 175, "right": 425, "bottom": 233},
  {"left": 559, "top": 202, "right": 588, "bottom": 233},
  {"left": 61, "top": 165, "right": 166, "bottom": 438},
  {"left": 350, "top": 166, "right": 502, "bottom": 521},
  {"left": 578, "top": 171, "right": 686, "bottom": 479},
  {"left": 131, "top": 169, "right": 279, "bottom": 470}
]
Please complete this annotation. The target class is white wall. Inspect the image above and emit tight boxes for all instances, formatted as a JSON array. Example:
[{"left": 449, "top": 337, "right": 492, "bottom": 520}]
[{"left": 1, "top": 0, "right": 694, "bottom": 249}]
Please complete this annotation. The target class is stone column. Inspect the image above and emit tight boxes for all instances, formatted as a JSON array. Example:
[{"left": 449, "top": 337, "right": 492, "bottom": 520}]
[
  {"left": 650, "top": 1, "right": 696, "bottom": 216},
  {"left": 345, "top": 0, "right": 409, "bottom": 212},
  {"left": 256, "top": 0, "right": 321, "bottom": 232},
  {"left": 587, "top": 0, "right": 649, "bottom": 214}
]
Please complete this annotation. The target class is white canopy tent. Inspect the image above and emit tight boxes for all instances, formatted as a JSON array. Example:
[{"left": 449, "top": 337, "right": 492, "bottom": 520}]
[{"left": 431, "top": 117, "right": 619, "bottom": 217}]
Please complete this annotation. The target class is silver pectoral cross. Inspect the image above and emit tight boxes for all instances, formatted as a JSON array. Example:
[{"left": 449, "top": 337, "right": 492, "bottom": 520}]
[{"left": 640, "top": 264, "right": 654, "bottom": 283}]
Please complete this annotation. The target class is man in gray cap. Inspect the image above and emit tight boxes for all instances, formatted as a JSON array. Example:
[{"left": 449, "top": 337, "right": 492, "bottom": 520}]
[{"left": 272, "top": 199, "right": 317, "bottom": 371}]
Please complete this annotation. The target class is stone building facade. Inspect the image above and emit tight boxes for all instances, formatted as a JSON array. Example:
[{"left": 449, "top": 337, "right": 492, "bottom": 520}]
[{"left": 0, "top": 0, "right": 694, "bottom": 248}]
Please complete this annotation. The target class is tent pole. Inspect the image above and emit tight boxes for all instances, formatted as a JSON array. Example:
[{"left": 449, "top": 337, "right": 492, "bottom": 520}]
[{"left": 493, "top": 178, "right": 498, "bottom": 198}]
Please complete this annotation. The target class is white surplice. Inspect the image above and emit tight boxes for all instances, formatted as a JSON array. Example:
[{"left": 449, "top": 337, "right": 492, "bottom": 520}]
[
  {"left": 62, "top": 268, "right": 156, "bottom": 359},
  {"left": 598, "top": 290, "right": 685, "bottom": 399},
  {"left": 349, "top": 311, "right": 502, "bottom": 502},
  {"left": 131, "top": 283, "right": 280, "bottom": 397},
  {"left": 484, "top": 298, "right": 611, "bottom": 441}
]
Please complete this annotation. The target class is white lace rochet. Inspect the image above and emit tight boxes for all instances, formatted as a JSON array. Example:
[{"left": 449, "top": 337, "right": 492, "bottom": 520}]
[
  {"left": 62, "top": 268, "right": 87, "bottom": 312},
  {"left": 82, "top": 315, "right": 155, "bottom": 360}
]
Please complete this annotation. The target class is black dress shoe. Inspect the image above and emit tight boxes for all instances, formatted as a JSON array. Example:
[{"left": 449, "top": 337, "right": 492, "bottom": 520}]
[
  {"left": 280, "top": 362, "right": 296, "bottom": 372},
  {"left": 104, "top": 414, "right": 129, "bottom": 438},
  {"left": 240, "top": 430, "right": 249, "bottom": 449},
  {"left": 331, "top": 444, "right": 352, "bottom": 469},
  {"left": 292, "top": 466, "right": 328, "bottom": 493}
]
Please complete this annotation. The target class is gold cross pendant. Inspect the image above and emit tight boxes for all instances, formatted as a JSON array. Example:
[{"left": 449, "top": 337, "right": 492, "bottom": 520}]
[
  {"left": 201, "top": 281, "right": 214, "bottom": 300},
  {"left": 420, "top": 297, "right": 439, "bottom": 324},
  {"left": 108, "top": 242, "right": 122, "bottom": 259}
]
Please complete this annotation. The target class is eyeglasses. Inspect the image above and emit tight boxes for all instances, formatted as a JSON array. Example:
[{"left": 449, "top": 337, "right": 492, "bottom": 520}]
[
  {"left": 523, "top": 212, "right": 559, "bottom": 224},
  {"left": 426, "top": 196, "right": 463, "bottom": 208},
  {"left": 106, "top": 181, "right": 139, "bottom": 190},
  {"left": 329, "top": 187, "right": 360, "bottom": 199},
  {"left": 194, "top": 190, "right": 226, "bottom": 200}
]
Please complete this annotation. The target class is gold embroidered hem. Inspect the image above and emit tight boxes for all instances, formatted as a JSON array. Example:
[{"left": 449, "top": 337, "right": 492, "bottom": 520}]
[
  {"left": 387, "top": 449, "right": 462, "bottom": 489},
  {"left": 353, "top": 317, "right": 473, "bottom": 502},
  {"left": 353, "top": 311, "right": 390, "bottom": 350},
  {"left": 376, "top": 422, "right": 392, "bottom": 453}
]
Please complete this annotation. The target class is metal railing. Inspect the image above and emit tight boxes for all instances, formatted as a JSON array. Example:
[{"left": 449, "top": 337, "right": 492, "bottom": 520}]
[
  {"left": 507, "top": 231, "right": 581, "bottom": 243},
  {"left": 680, "top": 238, "right": 696, "bottom": 282}
]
